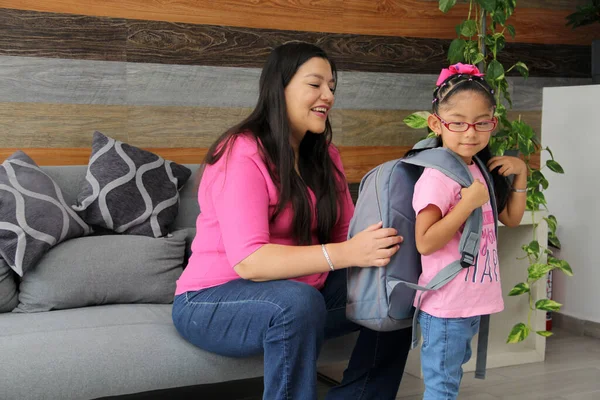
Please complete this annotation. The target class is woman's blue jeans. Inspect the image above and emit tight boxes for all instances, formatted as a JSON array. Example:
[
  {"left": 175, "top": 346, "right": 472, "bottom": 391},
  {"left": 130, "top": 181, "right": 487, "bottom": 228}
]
[{"left": 172, "top": 269, "right": 412, "bottom": 400}]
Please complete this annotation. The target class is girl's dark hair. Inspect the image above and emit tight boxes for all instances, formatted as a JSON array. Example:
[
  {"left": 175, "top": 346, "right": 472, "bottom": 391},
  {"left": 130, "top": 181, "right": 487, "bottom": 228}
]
[
  {"left": 204, "top": 42, "right": 342, "bottom": 245},
  {"left": 431, "top": 73, "right": 510, "bottom": 213}
]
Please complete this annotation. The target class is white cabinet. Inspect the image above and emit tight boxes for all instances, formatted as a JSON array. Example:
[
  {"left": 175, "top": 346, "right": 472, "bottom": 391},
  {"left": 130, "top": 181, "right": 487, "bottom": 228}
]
[{"left": 406, "top": 211, "right": 548, "bottom": 377}]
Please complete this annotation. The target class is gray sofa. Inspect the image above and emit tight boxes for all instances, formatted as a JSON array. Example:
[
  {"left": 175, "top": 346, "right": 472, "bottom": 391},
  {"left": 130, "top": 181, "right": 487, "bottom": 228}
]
[{"left": 0, "top": 164, "right": 357, "bottom": 400}]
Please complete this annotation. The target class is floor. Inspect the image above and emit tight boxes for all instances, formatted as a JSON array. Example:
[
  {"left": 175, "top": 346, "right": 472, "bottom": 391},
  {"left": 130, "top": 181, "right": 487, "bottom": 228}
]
[
  {"left": 204, "top": 328, "right": 600, "bottom": 399},
  {"left": 315, "top": 328, "right": 600, "bottom": 399}
]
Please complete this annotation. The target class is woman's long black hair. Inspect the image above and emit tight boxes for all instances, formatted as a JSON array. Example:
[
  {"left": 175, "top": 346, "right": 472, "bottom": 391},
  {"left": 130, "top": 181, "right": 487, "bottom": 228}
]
[
  {"left": 430, "top": 73, "right": 511, "bottom": 213},
  {"left": 204, "top": 42, "right": 343, "bottom": 245}
]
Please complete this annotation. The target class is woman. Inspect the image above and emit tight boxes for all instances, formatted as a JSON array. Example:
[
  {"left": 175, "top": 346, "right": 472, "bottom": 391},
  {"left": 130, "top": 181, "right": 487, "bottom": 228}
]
[{"left": 172, "top": 42, "right": 412, "bottom": 400}]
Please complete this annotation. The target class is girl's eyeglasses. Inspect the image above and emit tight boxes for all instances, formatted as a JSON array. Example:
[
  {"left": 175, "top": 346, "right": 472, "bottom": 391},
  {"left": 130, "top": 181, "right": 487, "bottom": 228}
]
[{"left": 434, "top": 114, "right": 497, "bottom": 133}]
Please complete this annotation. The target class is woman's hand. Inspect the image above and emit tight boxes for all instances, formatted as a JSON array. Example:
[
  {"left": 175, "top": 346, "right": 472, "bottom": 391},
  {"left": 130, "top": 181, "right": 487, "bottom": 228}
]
[
  {"left": 343, "top": 222, "right": 403, "bottom": 268},
  {"left": 487, "top": 156, "right": 527, "bottom": 178}
]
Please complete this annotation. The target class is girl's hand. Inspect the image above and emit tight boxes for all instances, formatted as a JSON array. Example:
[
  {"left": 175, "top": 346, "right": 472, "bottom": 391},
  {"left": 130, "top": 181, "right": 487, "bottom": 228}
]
[
  {"left": 460, "top": 180, "right": 490, "bottom": 210},
  {"left": 487, "top": 156, "right": 527, "bottom": 177},
  {"left": 345, "top": 222, "right": 403, "bottom": 268}
]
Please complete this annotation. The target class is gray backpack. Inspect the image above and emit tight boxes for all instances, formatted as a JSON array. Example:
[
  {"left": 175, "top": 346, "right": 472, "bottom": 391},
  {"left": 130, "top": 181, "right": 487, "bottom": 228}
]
[{"left": 345, "top": 139, "right": 498, "bottom": 379}]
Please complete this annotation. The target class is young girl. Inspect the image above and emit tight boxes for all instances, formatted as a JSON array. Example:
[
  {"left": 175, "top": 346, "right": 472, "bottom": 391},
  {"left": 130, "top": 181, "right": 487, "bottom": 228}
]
[{"left": 414, "top": 63, "right": 528, "bottom": 399}]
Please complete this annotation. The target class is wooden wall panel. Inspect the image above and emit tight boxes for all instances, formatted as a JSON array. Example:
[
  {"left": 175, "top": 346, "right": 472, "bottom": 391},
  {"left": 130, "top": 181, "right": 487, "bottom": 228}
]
[
  {"left": 2, "top": 55, "right": 589, "bottom": 110},
  {"left": 126, "top": 107, "right": 343, "bottom": 148},
  {"left": 0, "top": 146, "right": 410, "bottom": 183},
  {"left": 0, "top": 9, "right": 590, "bottom": 77},
  {"left": 0, "top": 103, "right": 128, "bottom": 147},
  {"left": 1, "top": 0, "right": 598, "bottom": 45},
  {"left": 0, "top": 102, "right": 543, "bottom": 149},
  {"left": 0, "top": 56, "right": 126, "bottom": 105},
  {"left": 0, "top": 146, "right": 541, "bottom": 182},
  {"left": 419, "top": 0, "right": 589, "bottom": 10},
  {"left": 0, "top": 9, "right": 126, "bottom": 60}
]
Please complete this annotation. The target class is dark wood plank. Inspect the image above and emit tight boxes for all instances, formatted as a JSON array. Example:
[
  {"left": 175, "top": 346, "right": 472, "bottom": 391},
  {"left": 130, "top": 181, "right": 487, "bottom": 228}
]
[
  {"left": 500, "top": 43, "right": 591, "bottom": 80},
  {"left": 127, "top": 21, "right": 591, "bottom": 78},
  {"left": 0, "top": 8, "right": 590, "bottom": 77},
  {"left": 126, "top": 21, "right": 447, "bottom": 74},
  {"left": 0, "top": 9, "right": 126, "bottom": 61},
  {"left": 1, "top": 0, "right": 597, "bottom": 45}
]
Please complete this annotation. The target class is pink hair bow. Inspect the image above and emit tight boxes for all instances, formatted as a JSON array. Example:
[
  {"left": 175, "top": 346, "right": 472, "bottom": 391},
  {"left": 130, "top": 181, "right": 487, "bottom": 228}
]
[{"left": 436, "top": 63, "right": 484, "bottom": 86}]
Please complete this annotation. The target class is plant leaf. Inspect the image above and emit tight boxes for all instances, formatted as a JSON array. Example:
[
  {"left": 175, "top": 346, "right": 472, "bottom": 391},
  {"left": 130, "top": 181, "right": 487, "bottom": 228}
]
[
  {"left": 461, "top": 20, "right": 478, "bottom": 37},
  {"left": 489, "top": 137, "right": 507, "bottom": 156},
  {"left": 477, "top": 0, "right": 497, "bottom": 12},
  {"left": 535, "top": 299, "right": 563, "bottom": 312},
  {"left": 528, "top": 262, "right": 553, "bottom": 281},
  {"left": 448, "top": 38, "right": 467, "bottom": 64},
  {"left": 508, "top": 282, "right": 530, "bottom": 296},
  {"left": 487, "top": 59, "right": 505, "bottom": 81},
  {"left": 546, "top": 160, "right": 564, "bottom": 174},
  {"left": 506, "top": 24, "right": 516, "bottom": 38},
  {"left": 507, "top": 323, "right": 529, "bottom": 343},
  {"left": 529, "top": 191, "right": 547, "bottom": 208},
  {"left": 536, "top": 330, "right": 554, "bottom": 337},
  {"left": 473, "top": 52, "right": 486, "bottom": 65},
  {"left": 548, "top": 233, "right": 562, "bottom": 249},
  {"left": 492, "top": 9, "right": 507, "bottom": 25},
  {"left": 518, "top": 137, "right": 536, "bottom": 156},
  {"left": 439, "top": 0, "right": 457, "bottom": 13},
  {"left": 544, "top": 215, "right": 558, "bottom": 232},
  {"left": 403, "top": 112, "right": 430, "bottom": 129},
  {"left": 554, "top": 259, "right": 574, "bottom": 276},
  {"left": 514, "top": 61, "right": 529, "bottom": 79},
  {"left": 496, "top": 35, "right": 506, "bottom": 53}
]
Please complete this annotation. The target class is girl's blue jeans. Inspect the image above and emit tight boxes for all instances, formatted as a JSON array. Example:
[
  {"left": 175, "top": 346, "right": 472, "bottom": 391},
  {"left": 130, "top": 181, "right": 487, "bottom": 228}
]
[
  {"left": 172, "top": 268, "right": 412, "bottom": 400},
  {"left": 418, "top": 311, "right": 481, "bottom": 400}
]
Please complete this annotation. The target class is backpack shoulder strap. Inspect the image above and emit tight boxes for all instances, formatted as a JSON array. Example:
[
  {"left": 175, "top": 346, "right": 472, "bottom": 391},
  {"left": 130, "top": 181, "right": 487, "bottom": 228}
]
[
  {"left": 473, "top": 155, "right": 499, "bottom": 235},
  {"left": 401, "top": 148, "right": 483, "bottom": 267}
]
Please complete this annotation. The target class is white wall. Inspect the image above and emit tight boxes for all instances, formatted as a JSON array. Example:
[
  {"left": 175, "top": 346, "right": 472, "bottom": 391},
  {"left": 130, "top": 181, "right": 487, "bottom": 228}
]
[{"left": 542, "top": 85, "right": 600, "bottom": 323}]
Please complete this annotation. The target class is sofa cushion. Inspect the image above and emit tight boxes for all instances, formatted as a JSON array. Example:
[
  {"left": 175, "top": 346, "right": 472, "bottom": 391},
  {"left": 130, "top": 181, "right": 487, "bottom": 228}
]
[
  {"left": 14, "top": 229, "right": 187, "bottom": 313},
  {"left": 0, "top": 151, "right": 92, "bottom": 276},
  {"left": 73, "top": 131, "right": 192, "bottom": 237},
  {"left": 0, "top": 259, "right": 18, "bottom": 313},
  {"left": 0, "top": 304, "right": 357, "bottom": 399}
]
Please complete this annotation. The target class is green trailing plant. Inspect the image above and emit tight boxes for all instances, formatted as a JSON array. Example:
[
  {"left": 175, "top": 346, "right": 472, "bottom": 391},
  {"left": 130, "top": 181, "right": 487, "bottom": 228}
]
[
  {"left": 566, "top": 0, "right": 600, "bottom": 29},
  {"left": 404, "top": 0, "right": 573, "bottom": 343}
]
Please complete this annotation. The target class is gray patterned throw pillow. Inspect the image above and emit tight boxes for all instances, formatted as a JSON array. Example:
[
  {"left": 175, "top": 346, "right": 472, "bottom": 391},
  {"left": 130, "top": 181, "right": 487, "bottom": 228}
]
[
  {"left": 73, "top": 131, "right": 192, "bottom": 237},
  {"left": 0, "top": 151, "right": 92, "bottom": 276}
]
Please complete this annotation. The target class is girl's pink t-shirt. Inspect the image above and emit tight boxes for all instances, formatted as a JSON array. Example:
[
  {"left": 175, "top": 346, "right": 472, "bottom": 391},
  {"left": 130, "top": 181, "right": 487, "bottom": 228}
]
[
  {"left": 412, "top": 163, "right": 504, "bottom": 318},
  {"left": 175, "top": 135, "right": 355, "bottom": 295}
]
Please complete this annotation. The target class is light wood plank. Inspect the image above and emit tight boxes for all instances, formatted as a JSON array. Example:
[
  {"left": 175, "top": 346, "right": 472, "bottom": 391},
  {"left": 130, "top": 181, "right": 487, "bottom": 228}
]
[
  {"left": 340, "top": 110, "right": 427, "bottom": 146},
  {"left": 0, "top": 102, "right": 544, "bottom": 151},
  {"left": 510, "top": 77, "right": 593, "bottom": 111},
  {"left": 0, "top": 0, "right": 597, "bottom": 45},
  {"left": 126, "top": 107, "right": 343, "bottom": 147},
  {"left": 0, "top": 56, "right": 126, "bottom": 105},
  {"left": 418, "top": 0, "right": 589, "bottom": 11},
  {"left": 0, "top": 103, "right": 128, "bottom": 147},
  {"left": 1, "top": 57, "right": 589, "bottom": 110}
]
